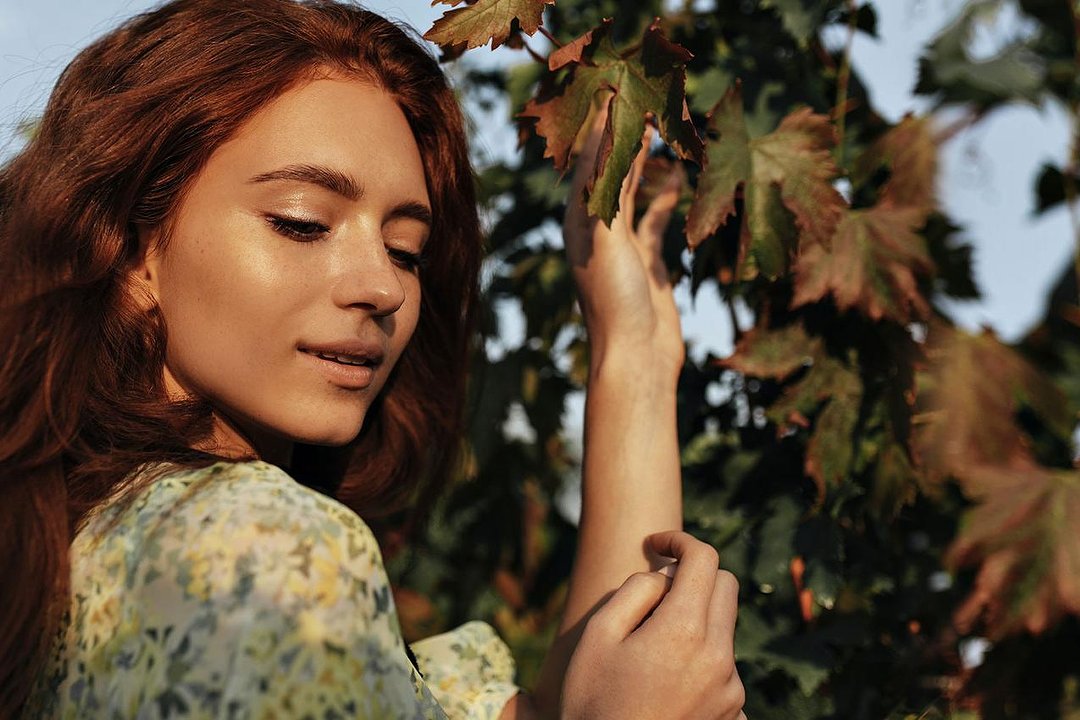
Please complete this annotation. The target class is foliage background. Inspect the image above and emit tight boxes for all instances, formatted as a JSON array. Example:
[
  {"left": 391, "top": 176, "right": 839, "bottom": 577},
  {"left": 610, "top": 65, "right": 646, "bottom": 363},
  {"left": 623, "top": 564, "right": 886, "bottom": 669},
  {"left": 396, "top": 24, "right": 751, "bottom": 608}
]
[
  {"left": 382, "top": 1, "right": 1080, "bottom": 718},
  {"left": 3, "top": 0, "right": 1080, "bottom": 717}
]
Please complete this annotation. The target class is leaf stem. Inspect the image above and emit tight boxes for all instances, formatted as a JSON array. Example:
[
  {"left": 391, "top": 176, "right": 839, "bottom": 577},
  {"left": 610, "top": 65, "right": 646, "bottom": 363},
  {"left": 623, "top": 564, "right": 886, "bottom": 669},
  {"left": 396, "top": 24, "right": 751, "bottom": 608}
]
[
  {"left": 537, "top": 25, "right": 562, "bottom": 49},
  {"left": 1066, "top": 1, "right": 1080, "bottom": 303},
  {"left": 521, "top": 38, "right": 548, "bottom": 65},
  {"left": 833, "top": 0, "right": 858, "bottom": 165},
  {"left": 726, "top": 294, "right": 744, "bottom": 343}
]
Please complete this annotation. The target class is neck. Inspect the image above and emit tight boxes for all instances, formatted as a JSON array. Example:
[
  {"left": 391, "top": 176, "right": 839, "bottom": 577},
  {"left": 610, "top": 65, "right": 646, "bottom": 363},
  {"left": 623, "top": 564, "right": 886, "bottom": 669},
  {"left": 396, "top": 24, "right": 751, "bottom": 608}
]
[{"left": 162, "top": 363, "right": 294, "bottom": 469}]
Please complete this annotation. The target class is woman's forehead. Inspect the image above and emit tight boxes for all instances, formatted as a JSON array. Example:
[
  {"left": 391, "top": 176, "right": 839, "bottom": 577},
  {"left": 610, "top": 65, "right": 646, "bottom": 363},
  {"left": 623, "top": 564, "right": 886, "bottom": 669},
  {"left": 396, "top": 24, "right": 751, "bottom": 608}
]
[{"left": 204, "top": 78, "right": 430, "bottom": 207}]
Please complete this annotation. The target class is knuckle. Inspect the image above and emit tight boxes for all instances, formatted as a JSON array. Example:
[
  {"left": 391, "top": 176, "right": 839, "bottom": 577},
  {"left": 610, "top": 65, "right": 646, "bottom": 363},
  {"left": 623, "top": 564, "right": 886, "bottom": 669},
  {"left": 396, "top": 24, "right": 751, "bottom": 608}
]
[
  {"left": 717, "top": 569, "right": 740, "bottom": 594},
  {"left": 731, "top": 676, "right": 746, "bottom": 710},
  {"left": 693, "top": 539, "right": 720, "bottom": 567},
  {"left": 584, "top": 608, "right": 619, "bottom": 640},
  {"left": 625, "top": 570, "right": 662, "bottom": 591},
  {"left": 704, "top": 640, "right": 735, "bottom": 674}
]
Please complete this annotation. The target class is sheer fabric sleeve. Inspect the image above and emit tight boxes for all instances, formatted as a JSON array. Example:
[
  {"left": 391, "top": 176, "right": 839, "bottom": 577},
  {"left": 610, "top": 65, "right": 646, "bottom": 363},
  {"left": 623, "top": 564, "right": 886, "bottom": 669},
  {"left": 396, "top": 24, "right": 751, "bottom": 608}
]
[
  {"left": 411, "top": 620, "right": 521, "bottom": 720},
  {"left": 74, "top": 461, "right": 447, "bottom": 719}
]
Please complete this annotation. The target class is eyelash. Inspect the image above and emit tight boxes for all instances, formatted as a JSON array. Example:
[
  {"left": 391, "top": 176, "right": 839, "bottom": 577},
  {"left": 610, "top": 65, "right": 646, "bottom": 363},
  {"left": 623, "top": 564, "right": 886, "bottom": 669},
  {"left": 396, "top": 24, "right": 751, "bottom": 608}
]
[
  {"left": 268, "top": 215, "right": 328, "bottom": 241},
  {"left": 266, "top": 215, "right": 426, "bottom": 271}
]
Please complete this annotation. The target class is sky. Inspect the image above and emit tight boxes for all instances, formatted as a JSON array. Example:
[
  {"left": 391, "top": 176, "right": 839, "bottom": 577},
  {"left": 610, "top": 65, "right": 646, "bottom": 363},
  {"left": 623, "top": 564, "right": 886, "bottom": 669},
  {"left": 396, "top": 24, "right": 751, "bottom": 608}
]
[{"left": 0, "top": 0, "right": 1072, "bottom": 359}]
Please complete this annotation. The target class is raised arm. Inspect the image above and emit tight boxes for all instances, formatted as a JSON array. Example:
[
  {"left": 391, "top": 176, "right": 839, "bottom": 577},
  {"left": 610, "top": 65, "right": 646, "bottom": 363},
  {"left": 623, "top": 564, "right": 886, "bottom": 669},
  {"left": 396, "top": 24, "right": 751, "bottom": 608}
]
[{"left": 522, "top": 112, "right": 687, "bottom": 718}]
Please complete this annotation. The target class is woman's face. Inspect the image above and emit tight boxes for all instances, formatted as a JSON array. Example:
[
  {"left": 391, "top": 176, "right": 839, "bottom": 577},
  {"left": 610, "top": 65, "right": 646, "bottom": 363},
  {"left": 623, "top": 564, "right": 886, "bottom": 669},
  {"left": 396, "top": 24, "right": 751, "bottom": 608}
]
[{"left": 136, "top": 77, "right": 431, "bottom": 464}]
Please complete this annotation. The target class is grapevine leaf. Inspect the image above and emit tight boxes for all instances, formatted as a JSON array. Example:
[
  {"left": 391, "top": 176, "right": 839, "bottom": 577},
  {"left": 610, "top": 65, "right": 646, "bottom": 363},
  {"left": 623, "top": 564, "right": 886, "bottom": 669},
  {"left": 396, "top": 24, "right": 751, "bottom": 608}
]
[
  {"left": 791, "top": 206, "right": 935, "bottom": 323},
  {"left": 686, "top": 84, "right": 846, "bottom": 279},
  {"left": 914, "top": 0, "right": 1045, "bottom": 109},
  {"left": 720, "top": 322, "right": 822, "bottom": 380},
  {"left": 948, "top": 465, "right": 1080, "bottom": 638},
  {"left": 770, "top": 355, "right": 863, "bottom": 495},
  {"left": 760, "top": 0, "right": 827, "bottom": 46},
  {"left": 424, "top": 0, "right": 554, "bottom": 52},
  {"left": 914, "top": 326, "right": 1073, "bottom": 486},
  {"left": 853, "top": 114, "right": 938, "bottom": 215},
  {"left": 520, "top": 19, "right": 704, "bottom": 225},
  {"left": 724, "top": 323, "right": 863, "bottom": 494},
  {"left": 871, "top": 439, "right": 919, "bottom": 518}
]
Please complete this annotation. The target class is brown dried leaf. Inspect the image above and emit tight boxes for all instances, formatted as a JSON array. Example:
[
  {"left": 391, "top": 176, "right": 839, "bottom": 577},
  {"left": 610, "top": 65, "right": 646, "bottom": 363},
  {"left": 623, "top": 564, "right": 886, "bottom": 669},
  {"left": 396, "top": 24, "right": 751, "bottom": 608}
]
[
  {"left": 792, "top": 205, "right": 934, "bottom": 323},
  {"left": 424, "top": 0, "right": 554, "bottom": 52},
  {"left": 948, "top": 465, "right": 1080, "bottom": 638}
]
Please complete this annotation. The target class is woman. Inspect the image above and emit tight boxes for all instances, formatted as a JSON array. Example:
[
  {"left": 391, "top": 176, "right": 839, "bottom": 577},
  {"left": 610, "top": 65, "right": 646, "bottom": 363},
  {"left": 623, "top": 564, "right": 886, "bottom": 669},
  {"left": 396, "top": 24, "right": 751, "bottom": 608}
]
[{"left": 0, "top": 1, "right": 744, "bottom": 717}]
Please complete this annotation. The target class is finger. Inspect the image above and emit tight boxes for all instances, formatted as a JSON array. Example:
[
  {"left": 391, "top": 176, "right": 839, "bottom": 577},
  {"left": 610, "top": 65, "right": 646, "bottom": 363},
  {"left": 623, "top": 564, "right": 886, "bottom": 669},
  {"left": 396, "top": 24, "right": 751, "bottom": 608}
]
[
  {"left": 617, "top": 123, "right": 653, "bottom": 224},
  {"left": 646, "top": 531, "right": 720, "bottom": 628},
  {"left": 636, "top": 168, "right": 682, "bottom": 257},
  {"left": 589, "top": 571, "right": 672, "bottom": 640},
  {"left": 706, "top": 569, "right": 739, "bottom": 650},
  {"left": 570, "top": 104, "right": 608, "bottom": 199}
]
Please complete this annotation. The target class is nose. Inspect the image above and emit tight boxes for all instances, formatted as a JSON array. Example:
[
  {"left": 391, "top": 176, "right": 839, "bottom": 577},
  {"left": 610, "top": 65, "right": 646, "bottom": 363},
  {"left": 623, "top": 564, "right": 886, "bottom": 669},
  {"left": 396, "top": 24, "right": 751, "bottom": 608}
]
[{"left": 330, "top": 229, "right": 406, "bottom": 316}]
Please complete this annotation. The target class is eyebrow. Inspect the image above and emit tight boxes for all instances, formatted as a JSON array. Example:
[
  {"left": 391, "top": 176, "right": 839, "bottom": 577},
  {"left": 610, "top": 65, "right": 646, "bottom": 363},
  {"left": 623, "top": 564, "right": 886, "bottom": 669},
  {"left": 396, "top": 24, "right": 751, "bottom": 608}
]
[
  {"left": 249, "top": 163, "right": 362, "bottom": 200},
  {"left": 248, "top": 163, "right": 433, "bottom": 228}
]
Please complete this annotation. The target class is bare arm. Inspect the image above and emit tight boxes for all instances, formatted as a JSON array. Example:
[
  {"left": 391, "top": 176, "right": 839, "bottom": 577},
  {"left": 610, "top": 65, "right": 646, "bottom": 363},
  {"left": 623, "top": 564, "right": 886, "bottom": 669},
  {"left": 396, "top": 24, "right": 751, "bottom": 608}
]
[{"left": 509, "top": 114, "right": 686, "bottom": 719}]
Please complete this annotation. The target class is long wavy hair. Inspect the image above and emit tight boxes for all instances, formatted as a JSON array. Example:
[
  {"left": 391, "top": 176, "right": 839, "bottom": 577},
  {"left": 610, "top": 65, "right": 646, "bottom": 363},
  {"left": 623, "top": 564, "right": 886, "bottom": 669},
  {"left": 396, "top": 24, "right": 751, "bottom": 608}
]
[{"left": 0, "top": 1, "right": 482, "bottom": 714}]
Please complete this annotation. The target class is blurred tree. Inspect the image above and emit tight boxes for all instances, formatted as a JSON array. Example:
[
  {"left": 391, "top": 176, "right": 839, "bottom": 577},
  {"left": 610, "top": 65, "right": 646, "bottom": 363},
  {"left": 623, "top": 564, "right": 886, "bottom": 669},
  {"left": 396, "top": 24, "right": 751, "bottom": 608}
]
[{"left": 383, "top": 1, "right": 1080, "bottom": 717}]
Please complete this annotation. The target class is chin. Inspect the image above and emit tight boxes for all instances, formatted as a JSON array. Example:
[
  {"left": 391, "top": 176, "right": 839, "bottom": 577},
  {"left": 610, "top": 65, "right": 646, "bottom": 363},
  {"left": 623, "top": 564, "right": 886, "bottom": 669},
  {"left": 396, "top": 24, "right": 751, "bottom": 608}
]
[{"left": 290, "top": 413, "right": 368, "bottom": 447}]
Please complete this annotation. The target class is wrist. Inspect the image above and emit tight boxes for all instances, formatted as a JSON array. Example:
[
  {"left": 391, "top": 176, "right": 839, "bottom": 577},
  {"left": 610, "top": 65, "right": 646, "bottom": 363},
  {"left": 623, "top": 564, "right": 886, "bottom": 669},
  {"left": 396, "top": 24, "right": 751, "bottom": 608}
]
[{"left": 588, "top": 343, "right": 683, "bottom": 389}]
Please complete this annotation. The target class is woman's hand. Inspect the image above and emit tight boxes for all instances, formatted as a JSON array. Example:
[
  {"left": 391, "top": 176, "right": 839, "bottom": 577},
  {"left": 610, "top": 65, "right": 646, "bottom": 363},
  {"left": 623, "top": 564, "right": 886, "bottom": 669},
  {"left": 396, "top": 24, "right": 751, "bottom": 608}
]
[
  {"left": 563, "top": 107, "right": 685, "bottom": 378},
  {"left": 561, "top": 531, "right": 745, "bottom": 720}
]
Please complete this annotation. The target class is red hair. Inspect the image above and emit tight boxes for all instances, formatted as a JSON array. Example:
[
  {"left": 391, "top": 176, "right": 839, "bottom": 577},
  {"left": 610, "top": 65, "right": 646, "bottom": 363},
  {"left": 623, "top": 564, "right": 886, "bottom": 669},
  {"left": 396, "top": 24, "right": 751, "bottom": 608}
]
[{"left": 0, "top": 1, "right": 482, "bottom": 714}]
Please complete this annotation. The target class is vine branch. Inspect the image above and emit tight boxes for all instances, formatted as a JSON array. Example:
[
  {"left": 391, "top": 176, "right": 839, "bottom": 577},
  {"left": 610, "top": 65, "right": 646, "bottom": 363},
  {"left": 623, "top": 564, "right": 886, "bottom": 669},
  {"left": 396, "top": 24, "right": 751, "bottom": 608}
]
[
  {"left": 833, "top": 0, "right": 859, "bottom": 164},
  {"left": 521, "top": 37, "right": 548, "bottom": 64},
  {"left": 538, "top": 25, "right": 562, "bottom": 49},
  {"left": 1066, "top": 0, "right": 1080, "bottom": 302}
]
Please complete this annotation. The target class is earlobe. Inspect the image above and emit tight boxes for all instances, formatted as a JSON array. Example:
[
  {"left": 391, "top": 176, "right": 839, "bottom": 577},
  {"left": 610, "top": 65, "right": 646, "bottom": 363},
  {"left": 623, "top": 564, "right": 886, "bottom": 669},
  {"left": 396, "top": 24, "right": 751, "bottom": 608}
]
[{"left": 127, "top": 224, "right": 162, "bottom": 311}]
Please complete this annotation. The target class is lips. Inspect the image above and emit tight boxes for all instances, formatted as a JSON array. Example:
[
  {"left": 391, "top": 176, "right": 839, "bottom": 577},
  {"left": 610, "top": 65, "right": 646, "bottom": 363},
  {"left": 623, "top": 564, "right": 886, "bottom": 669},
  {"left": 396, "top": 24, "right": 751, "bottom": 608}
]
[
  {"left": 299, "top": 341, "right": 384, "bottom": 367},
  {"left": 298, "top": 341, "right": 386, "bottom": 390}
]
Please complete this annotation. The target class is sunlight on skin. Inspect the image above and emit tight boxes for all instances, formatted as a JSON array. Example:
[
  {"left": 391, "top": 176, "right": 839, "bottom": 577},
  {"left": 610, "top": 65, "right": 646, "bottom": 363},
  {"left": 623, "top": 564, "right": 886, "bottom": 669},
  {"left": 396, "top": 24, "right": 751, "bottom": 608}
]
[{"left": 129, "top": 77, "right": 432, "bottom": 468}]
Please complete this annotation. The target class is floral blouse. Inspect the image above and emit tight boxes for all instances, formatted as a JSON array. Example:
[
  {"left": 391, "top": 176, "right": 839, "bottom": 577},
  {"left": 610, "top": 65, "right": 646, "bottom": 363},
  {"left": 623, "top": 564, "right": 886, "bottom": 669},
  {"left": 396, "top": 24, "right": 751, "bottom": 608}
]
[{"left": 24, "top": 460, "right": 521, "bottom": 719}]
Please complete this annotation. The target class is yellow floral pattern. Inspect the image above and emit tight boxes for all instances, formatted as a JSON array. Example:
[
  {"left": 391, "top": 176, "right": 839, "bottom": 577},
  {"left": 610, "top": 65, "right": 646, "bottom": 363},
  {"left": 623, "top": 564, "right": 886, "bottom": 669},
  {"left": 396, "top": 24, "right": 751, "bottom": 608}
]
[{"left": 24, "top": 461, "right": 520, "bottom": 719}]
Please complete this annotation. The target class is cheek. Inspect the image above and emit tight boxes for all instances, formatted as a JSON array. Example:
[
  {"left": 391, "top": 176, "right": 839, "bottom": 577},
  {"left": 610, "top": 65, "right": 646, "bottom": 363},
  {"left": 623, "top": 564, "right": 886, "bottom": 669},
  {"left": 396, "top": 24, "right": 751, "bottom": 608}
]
[{"left": 153, "top": 219, "right": 301, "bottom": 393}]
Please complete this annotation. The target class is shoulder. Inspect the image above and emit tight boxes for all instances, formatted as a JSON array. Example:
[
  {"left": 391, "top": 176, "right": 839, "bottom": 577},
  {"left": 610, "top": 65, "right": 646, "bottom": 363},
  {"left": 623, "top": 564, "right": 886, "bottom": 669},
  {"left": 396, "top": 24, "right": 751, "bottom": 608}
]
[
  {"left": 57, "top": 460, "right": 427, "bottom": 717},
  {"left": 105, "top": 460, "right": 388, "bottom": 608}
]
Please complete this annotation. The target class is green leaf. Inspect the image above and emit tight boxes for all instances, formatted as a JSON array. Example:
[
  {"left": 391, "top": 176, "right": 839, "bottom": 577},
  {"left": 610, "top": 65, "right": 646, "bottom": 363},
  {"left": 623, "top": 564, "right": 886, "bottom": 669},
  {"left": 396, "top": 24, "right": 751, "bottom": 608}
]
[
  {"left": 686, "top": 84, "right": 846, "bottom": 279},
  {"left": 870, "top": 439, "right": 919, "bottom": 519},
  {"left": 770, "top": 354, "right": 863, "bottom": 494},
  {"left": 721, "top": 322, "right": 823, "bottom": 380},
  {"left": 736, "top": 609, "right": 834, "bottom": 696},
  {"left": 761, "top": 0, "right": 828, "bottom": 46},
  {"left": 424, "top": 0, "right": 554, "bottom": 52},
  {"left": 724, "top": 323, "right": 864, "bottom": 494},
  {"left": 753, "top": 495, "right": 802, "bottom": 589},
  {"left": 520, "top": 19, "right": 704, "bottom": 225},
  {"left": 915, "top": 0, "right": 1045, "bottom": 109},
  {"left": 791, "top": 206, "right": 935, "bottom": 323},
  {"left": 796, "top": 513, "right": 844, "bottom": 612}
]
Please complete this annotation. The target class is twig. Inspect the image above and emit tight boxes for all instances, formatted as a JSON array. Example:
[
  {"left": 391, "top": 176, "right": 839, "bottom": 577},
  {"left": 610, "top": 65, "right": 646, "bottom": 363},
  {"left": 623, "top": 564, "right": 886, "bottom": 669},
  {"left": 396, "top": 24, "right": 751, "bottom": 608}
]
[
  {"left": 537, "top": 25, "right": 562, "bottom": 49},
  {"left": 1066, "top": 0, "right": 1080, "bottom": 301},
  {"left": 521, "top": 38, "right": 547, "bottom": 65},
  {"left": 726, "top": 294, "right": 744, "bottom": 344},
  {"left": 833, "top": 0, "right": 859, "bottom": 164},
  {"left": 932, "top": 108, "right": 980, "bottom": 145}
]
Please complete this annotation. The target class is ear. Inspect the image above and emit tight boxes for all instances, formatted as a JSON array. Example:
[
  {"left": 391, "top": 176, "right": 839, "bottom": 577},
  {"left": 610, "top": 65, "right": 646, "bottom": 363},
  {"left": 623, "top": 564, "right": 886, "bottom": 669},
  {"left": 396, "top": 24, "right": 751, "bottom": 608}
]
[{"left": 127, "top": 223, "right": 163, "bottom": 311}]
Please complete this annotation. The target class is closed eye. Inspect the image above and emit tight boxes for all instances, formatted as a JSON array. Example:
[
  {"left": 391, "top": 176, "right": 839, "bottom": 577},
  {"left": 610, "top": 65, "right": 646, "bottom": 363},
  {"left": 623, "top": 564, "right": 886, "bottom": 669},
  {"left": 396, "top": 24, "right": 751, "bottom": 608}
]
[
  {"left": 388, "top": 247, "right": 426, "bottom": 272},
  {"left": 267, "top": 215, "right": 330, "bottom": 242}
]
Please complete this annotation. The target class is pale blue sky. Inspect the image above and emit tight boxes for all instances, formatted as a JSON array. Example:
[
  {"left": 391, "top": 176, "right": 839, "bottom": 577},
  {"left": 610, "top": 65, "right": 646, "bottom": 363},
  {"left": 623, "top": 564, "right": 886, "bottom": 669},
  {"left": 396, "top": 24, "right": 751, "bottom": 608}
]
[{"left": 0, "top": 0, "right": 1071, "bottom": 356}]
